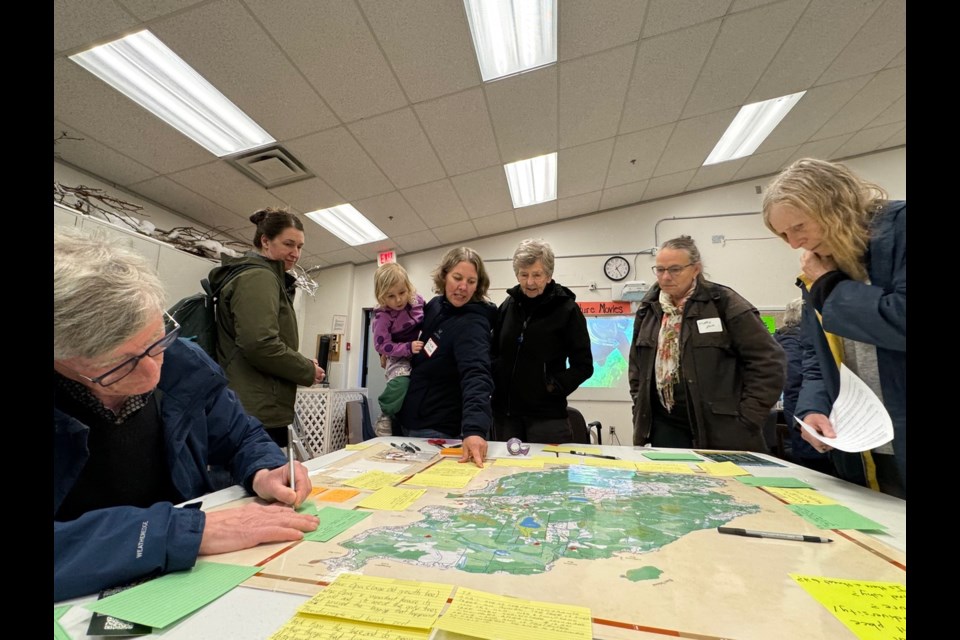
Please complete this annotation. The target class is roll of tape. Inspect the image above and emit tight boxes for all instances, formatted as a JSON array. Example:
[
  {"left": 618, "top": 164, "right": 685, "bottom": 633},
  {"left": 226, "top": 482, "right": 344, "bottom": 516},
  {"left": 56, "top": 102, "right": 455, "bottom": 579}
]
[{"left": 506, "top": 437, "right": 530, "bottom": 456}]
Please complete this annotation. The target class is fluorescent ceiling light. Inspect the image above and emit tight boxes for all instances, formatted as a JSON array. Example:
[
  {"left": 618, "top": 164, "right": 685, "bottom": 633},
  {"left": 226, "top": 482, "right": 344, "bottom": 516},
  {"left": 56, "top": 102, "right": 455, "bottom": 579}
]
[
  {"left": 504, "top": 152, "right": 557, "bottom": 208},
  {"left": 703, "top": 91, "right": 806, "bottom": 165},
  {"left": 464, "top": 0, "right": 557, "bottom": 81},
  {"left": 69, "top": 30, "right": 274, "bottom": 157},
  {"left": 305, "top": 204, "right": 387, "bottom": 246}
]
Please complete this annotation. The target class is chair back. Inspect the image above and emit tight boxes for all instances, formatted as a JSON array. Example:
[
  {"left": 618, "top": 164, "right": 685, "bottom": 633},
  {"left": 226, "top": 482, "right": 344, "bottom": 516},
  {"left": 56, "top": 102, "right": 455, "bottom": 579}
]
[{"left": 566, "top": 407, "right": 592, "bottom": 444}]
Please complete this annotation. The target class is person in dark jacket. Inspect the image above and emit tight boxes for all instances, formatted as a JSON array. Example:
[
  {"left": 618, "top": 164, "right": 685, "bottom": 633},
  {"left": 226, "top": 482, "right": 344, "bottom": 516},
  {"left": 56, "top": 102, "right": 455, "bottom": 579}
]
[
  {"left": 397, "top": 247, "right": 496, "bottom": 467},
  {"left": 628, "top": 236, "right": 785, "bottom": 451},
  {"left": 774, "top": 298, "right": 833, "bottom": 474},
  {"left": 209, "top": 208, "right": 325, "bottom": 447},
  {"left": 764, "top": 158, "right": 906, "bottom": 498},
  {"left": 492, "top": 239, "right": 593, "bottom": 443},
  {"left": 54, "top": 228, "right": 318, "bottom": 602}
]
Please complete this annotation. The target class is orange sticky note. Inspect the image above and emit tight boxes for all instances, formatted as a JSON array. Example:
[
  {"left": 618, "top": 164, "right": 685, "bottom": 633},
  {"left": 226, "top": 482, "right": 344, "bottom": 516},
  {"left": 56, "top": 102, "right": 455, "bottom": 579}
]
[
  {"left": 440, "top": 448, "right": 463, "bottom": 456},
  {"left": 309, "top": 486, "right": 329, "bottom": 497},
  {"left": 316, "top": 488, "right": 361, "bottom": 502}
]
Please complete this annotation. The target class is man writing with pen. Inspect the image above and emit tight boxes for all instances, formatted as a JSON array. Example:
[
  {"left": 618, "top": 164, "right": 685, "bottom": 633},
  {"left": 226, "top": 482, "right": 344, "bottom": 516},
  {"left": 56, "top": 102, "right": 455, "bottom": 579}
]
[{"left": 54, "top": 229, "right": 319, "bottom": 603}]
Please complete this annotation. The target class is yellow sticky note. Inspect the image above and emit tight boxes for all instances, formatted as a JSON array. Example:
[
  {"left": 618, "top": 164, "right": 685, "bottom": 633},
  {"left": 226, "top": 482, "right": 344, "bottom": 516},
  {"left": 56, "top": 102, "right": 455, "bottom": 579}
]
[
  {"left": 494, "top": 458, "right": 545, "bottom": 468},
  {"left": 403, "top": 473, "right": 472, "bottom": 489},
  {"left": 344, "top": 442, "right": 375, "bottom": 450},
  {"left": 575, "top": 457, "right": 638, "bottom": 470},
  {"left": 269, "top": 614, "right": 430, "bottom": 640},
  {"left": 533, "top": 456, "right": 577, "bottom": 466},
  {"left": 790, "top": 575, "right": 905, "bottom": 640},
  {"left": 698, "top": 461, "right": 750, "bottom": 477},
  {"left": 316, "top": 488, "right": 361, "bottom": 502},
  {"left": 344, "top": 471, "right": 407, "bottom": 490},
  {"left": 420, "top": 461, "right": 482, "bottom": 477},
  {"left": 357, "top": 486, "right": 426, "bottom": 511},
  {"left": 542, "top": 445, "right": 601, "bottom": 455},
  {"left": 634, "top": 462, "right": 695, "bottom": 474},
  {"left": 434, "top": 587, "right": 593, "bottom": 640},
  {"left": 765, "top": 487, "right": 838, "bottom": 505},
  {"left": 298, "top": 574, "right": 453, "bottom": 629}
]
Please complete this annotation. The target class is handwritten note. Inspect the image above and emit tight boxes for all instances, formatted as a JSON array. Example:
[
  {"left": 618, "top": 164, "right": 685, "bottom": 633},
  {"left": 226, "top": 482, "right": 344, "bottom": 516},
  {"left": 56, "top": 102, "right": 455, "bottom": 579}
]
[
  {"left": 85, "top": 562, "right": 260, "bottom": 628},
  {"left": 534, "top": 456, "right": 577, "bottom": 465},
  {"left": 736, "top": 476, "right": 813, "bottom": 488},
  {"left": 791, "top": 574, "right": 905, "bottom": 640},
  {"left": 316, "top": 488, "right": 361, "bottom": 502},
  {"left": 642, "top": 451, "right": 702, "bottom": 461},
  {"left": 494, "top": 458, "right": 545, "bottom": 468},
  {"left": 698, "top": 461, "right": 750, "bottom": 477},
  {"left": 434, "top": 587, "right": 592, "bottom": 640},
  {"left": 296, "top": 500, "right": 322, "bottom": 517},
  {"left": 310, "top": 486, "right": 329, "bottom": 496},
  {"left": 575, "top": 457, "right": 639, "bottom": 470},
  {"left": 419, "top": 461, "right": 482, "bottom": 477},
  {"left": 798, "top": 362, "right": 894, "bottom": 452},
  {"left": 764, "top": 487, "right": 838, "bottom": 505},
  {"left": 344, "top": 471, "right": 407, "bottom": 490},
  {"left": 54, "top": 606, "right": 71, "bottom": 640},
  {"left": 345, "top": 442, "right": 375, "bottom": 450},
  {"left": 634, "top": 462, "right": 695, "bottom": 475},
  {"left": 787, "top": 505, "right": 887, "bottom": 530},
  {"left": 298, "top": 574, "right": 453, "bottom": 628},
  {"left": 542, "top": 445, "right": 601, "bottom": 454},
  {"left": 303, "top": 507, "right": 372, "bottom": 542},
  {"left": 269, "top": 615, "right": 429, "bottom": 640},
  {"left": 403, "top": 473, "right": 472, "bottom": 489},
  {"left": 357, "top": 487, "right": 426, "bottom": 511}
]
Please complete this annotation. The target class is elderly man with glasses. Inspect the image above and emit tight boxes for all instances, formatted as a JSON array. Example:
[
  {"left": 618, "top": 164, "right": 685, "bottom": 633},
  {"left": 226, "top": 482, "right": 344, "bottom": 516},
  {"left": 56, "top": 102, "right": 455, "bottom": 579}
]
[{"left": 54, "top": 228, "right": 319, "bottom": 602}]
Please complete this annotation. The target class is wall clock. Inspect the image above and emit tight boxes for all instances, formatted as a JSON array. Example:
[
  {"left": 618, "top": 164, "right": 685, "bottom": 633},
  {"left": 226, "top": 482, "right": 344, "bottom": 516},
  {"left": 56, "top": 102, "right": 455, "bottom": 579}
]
[{"left": 603, "top": 255, "right": 630, "bottom": 281}]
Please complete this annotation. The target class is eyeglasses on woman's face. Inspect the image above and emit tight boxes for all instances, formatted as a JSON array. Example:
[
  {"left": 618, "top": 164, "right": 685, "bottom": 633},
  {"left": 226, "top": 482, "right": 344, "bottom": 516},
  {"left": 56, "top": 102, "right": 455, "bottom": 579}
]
[
  {"left": 651, "top": 264, "right": 693, "bottom": 277},
  {"left": 75, "top": 312, "right": 181, "bottom": 387}
]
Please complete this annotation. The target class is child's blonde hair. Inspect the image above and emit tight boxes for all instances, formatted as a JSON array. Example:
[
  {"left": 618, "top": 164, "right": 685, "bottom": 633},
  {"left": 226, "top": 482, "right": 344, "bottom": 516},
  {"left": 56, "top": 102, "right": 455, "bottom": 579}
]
[{"left": 374, "top": 262, "right": 416, "bottom": 307}]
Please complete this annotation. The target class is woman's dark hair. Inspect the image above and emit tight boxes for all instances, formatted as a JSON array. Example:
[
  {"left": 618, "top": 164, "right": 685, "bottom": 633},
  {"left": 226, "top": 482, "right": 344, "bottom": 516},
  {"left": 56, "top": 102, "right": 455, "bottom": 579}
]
[{"left": 249, "top": 207, "right": 304, "bottom": 248}]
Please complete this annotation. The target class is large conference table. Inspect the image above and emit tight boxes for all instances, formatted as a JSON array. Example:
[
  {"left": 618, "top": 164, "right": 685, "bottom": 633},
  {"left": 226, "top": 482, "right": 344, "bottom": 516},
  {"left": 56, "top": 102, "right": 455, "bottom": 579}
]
[{"left": 57, "top": 438, "right": 906, "bottom": 639}]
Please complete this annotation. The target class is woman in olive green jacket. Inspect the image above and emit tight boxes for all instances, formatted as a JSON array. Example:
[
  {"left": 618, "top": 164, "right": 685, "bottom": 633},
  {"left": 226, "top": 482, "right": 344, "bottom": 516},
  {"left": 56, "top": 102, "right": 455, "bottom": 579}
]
[{"left": 210, "top": 208, "right": 325, "bottom": 446}]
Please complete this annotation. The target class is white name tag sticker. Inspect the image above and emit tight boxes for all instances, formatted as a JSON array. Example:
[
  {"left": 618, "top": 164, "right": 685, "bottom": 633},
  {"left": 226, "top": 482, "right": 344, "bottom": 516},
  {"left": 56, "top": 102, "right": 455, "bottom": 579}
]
[
  {"left": 423, "top": 338, "right": 438, "bottom": 357},
  {"left": 697, "top": 318, "right": 723, "bottom": 334}
]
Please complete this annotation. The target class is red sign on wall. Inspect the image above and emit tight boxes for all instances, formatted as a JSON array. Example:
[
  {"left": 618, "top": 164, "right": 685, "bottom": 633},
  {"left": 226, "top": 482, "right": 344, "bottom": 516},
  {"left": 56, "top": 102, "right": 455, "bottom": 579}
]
[
  {"left": 577, "top": 301, "right": 631, "bottom": 315},
  {"left": 378, "top": 250, "right": 396, "bottom": 266}
]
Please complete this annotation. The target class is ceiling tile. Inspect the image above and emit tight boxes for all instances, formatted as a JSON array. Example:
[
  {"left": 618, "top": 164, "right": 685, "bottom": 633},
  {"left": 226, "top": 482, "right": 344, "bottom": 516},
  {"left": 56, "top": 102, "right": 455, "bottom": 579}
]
[
  {"left": 558, "top": 191, "right": 602, "bottom": 219},
  {"left": 868, "top": 95, "right": 906, "bottom": 128},
  {"left": 619, "top": 21, "right": 720, "bottom": 133},
  {"left": 484, "top": 66, "right": 558, "bottom": 163},
  {"left": 682, "top": 1, "right": 806, "bottom": 118},
  {"left": 732, "top": 148, "right": 798, "bottom": 182},
  {"left": 393, "top": 230, "right": 442, "bottom": 254},
  {"left": 605, "top": 124, "right": 674, "bottom": 188},
  {"left": 349, "top": 108, "right": 446, "bottom": 189},
  {"left": 54, "top": 59, "right": 213, "bottom": 174},
  {"left": 168, "top": 160, "right": 288, "bottom": 213},
  {"left": 785, "top": 135, "right": 853, "bottom": 164},
  {"left": 298, "top": 221, "right": 353, "bottom": 255},
  {"left": 472, "top": 211, "right": 518, "bottom": 236},
  {"left": 749, "top": 0, "right": 883, "bottom": 101},
  {"left": 118, "top": 0, "right": 206, "bottom": 22},
  {"left": 353, "top": 191, "right": 427, "bottom": 237},
  {"left": 401, "top": 179, "right": 469, "bottom": 227},
  {"left": 655, "top": 108, "right": 739, "bottom": 176},
  {"left": 54, "top": 121, "right": 158, "bottom": 186},
  {"left": 414, "top": 88, "right": 501, "bottom": 175},
  {"left": 432, "top": 220, "right": 481, "bottom": 245},
  {"left": 642, "top": 0, "right": 732, "bottom": 38},
  {"left": 318, "top": 247, "right": 369, "bottom": 267},
  {"left": 600, "top": 180, "right": 648, "bottom": 210},
  {"left": 245, "top": 0, "right": 406, "bottom": 122},
  {"left": 832, "top": 123, "right": 906, "bottom": 159},
  {"left": 284, "top": 128, "right": 393, "bottom": 202},
  {"left": 729, "top": 0, "right": 780, "bottom": 9},
  {"left": 152, "top": 0, "right": 338, "bottom": 140},
  {"left": 819, "top": 0, "right": 906, "bottom": 85},
  {"left": 686, "top": 158, "right": 747, "bottom": 191},
  {"left": 755, "top": 75, "right": 871, "bottom": 153},
  {"left": 127, "top": 175, "right": 251, "bottom": 242},
  {"left": 642, "top": 170, "right": 696, "bottom": 201},
  {"left": 270, "top": 178, "right": 344, "bottom": 214},
  {"left": 880, "top": 126, "right": 905, "bottom": 149},
  {"left": 515, "top": 201, "right": 559, "bottom": 229},
  {"left": 886, "top": 48, "right": 905, "bottom": 68},
  {"left": 54, "top": 0, "right": 137, "bottom": 53},
  {"left": 558, "top": 138, "right": 616, "bottom": 198},
  {"left": 559, "top": 0, "right": 647, "bottom": 61},
  {"left": 451, "top": 166, "right": 514, "bottom": 218},
  {"left": 812, "top": 66, "right": 905, "bottom": 140},
  {"left": 559, "top": 45, "right": 635, "bottom": 149},
  {"left": 358, "top": 0, "right": 480, "bottom": 102}
]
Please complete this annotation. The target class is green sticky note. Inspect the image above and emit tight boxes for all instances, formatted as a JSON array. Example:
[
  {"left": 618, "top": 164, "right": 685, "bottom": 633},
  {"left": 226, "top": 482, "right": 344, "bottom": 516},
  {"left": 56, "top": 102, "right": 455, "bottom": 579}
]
[
  {"left": 304, "top": 507, "right": 372, "bottom": 542},
  {"left": 643, "top": 452, "right": 702, "bottom": 461},
  {"left": 787, "top": 504, "right": 887, "bottom": 531},
  {"left": 54, "top": 605, "right": 71, "bottom": 640},
  {"left": 85, "top": 561, "right": 260, "bottom": 629},
  {"left": 736, "top": 476, "right": 814, "bottom": 488},
  {"left": 761, "top": 315, "right": 776, "bottom": 334},
  {"left": 297, "top": 500, "right": 321, "bottom": 517}
]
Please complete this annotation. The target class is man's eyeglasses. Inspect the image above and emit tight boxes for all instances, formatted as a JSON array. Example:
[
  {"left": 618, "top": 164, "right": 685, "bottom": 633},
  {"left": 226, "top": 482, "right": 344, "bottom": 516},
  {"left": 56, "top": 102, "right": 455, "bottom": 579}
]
[
  {"left": 76, "top": 312, "right": 181, "bottom": 387},
  {"left": 651, "top": 264, "right": 694, "bottom": 277}
]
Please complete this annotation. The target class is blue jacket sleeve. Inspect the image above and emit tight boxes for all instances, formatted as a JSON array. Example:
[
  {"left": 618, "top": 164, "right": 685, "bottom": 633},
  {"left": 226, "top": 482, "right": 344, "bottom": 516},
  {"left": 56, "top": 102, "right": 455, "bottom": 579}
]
[
  {"left": 54, "top": 502, "right": 204, "bottom": 602},
  {"left": 795, "top": 308, "right": 834, "bottom": 421},
  {"left": 454, "top": 312, "right": 494, "bottom": 440}
]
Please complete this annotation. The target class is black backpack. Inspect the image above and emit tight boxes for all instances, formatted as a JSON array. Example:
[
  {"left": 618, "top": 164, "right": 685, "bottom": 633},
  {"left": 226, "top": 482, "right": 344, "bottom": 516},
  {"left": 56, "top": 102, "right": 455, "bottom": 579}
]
[{"left": 166, "top": 263, "right": 267, "bottom": 365}]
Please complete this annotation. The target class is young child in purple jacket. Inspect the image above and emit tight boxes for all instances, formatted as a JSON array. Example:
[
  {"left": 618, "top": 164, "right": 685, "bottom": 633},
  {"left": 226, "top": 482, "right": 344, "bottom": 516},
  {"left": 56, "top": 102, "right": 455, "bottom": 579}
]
[{"left": 372, "top": 263, "right": 425, "bottom": 436}]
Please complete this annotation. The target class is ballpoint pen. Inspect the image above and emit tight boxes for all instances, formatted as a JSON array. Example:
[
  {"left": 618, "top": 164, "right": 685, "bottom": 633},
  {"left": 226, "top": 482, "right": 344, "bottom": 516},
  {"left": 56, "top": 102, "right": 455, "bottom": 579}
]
[
  {"left": 287, "top": 425, "right": 296, "bottom": 494},
  {"left": 717, "top": 527, "right": 833, "bottom": 543},
  {"left": 568, "top": 450, "right": 619, "bottom": 460},
  {"left": 406, "top": 442, "right": 421, "bottom": 451}
]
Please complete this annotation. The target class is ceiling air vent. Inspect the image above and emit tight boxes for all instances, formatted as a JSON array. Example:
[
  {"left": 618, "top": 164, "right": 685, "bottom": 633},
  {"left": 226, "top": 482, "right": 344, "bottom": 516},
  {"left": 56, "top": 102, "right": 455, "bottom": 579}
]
[{"left": 227, "top": 145, "right": 313, "bottom": 189}]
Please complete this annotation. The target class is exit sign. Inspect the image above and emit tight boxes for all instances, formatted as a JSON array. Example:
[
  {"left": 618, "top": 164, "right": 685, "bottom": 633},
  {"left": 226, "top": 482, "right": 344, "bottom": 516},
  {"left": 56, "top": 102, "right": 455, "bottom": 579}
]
[{"left": 378, "top": 250, "right": 396, "bottom": 266}]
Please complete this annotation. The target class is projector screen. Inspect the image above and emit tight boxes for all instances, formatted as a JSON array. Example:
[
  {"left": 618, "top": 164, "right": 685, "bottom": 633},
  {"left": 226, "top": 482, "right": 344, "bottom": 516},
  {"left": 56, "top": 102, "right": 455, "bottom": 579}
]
[{"left": 571, "top": 314, "right": 635, "bottom": 402}]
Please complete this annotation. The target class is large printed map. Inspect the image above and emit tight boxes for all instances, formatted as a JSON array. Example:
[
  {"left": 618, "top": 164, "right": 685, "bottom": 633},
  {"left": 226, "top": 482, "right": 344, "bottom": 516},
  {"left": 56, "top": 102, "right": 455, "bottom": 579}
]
[{"left": 210, "top": 445, "right": 905, "bottom": 640}]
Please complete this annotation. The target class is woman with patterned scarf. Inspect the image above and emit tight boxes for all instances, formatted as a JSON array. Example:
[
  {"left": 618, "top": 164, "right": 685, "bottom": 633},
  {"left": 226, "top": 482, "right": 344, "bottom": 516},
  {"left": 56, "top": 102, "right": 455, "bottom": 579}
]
[{"left": 628, "top": 236, "right": 785, "bottom": 451}]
